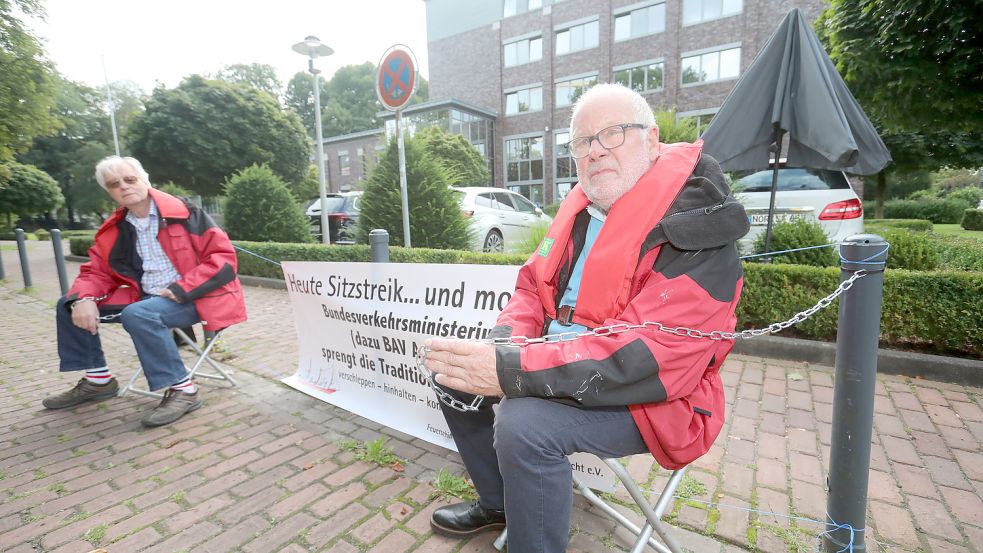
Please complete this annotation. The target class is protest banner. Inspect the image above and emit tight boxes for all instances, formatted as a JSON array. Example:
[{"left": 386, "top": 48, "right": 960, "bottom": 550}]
[{"left": 281, "top": 261, "right": 618, "bottom": 491}]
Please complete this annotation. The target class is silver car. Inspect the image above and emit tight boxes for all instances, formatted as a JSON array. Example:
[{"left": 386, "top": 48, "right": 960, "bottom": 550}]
[
  {"left": 451, "top": 187, "right": 553, "bottom": 253},
  {"left": 731, "top": 167, "right": 864, "bottom": 254}
]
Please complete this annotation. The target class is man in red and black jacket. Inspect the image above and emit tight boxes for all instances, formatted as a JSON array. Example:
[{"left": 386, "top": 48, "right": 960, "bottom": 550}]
[
  {"left": 43, "top": 156, "right": 246, "bottom": 427},
  {"left": 424, "top": 84, "right": 749, "bottom": 552}
]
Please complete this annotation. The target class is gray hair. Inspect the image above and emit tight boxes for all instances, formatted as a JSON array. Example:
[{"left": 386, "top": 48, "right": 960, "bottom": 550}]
[
  {"left": 94, "top": 156, "right": 150, "bottom": 190},
  {"left": 570, "top": 83, "right": 656, "bottom": 135}
]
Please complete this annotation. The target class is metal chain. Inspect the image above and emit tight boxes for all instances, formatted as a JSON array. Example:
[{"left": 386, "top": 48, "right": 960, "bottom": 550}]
[{"left": 416, "top": 269, "right": 868, "bottom": 412}]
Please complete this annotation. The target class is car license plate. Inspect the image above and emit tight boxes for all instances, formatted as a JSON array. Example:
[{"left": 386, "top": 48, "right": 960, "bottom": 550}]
[{"left": 749, "top": 212, "right": 806, "bottom": 225}]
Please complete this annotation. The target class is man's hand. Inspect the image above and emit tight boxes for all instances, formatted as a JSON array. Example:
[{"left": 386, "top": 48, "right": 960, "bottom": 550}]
[
  {"left": 159, "top": 288, "right": 180, "bottom": 303},
  {"left": 71, "top": 300, "right": 100, "bottom": 335},
  {"left": 424, "top": 338, "right": 503, "bottom": 397}
]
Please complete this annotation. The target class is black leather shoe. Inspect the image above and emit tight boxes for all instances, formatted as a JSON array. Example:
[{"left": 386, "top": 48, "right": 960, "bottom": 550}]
[{"left": 431, "top": 500, "right": 506, "bottom": 537}]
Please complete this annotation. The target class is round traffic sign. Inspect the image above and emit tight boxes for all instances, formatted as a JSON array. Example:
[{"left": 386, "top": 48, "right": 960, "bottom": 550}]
[{"left": 376, "top": 45, "right": 417, "bottom": 111}]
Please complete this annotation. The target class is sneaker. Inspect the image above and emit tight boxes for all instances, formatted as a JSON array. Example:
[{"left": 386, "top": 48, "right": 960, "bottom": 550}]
[
  {"left": 141, "top": 389, "right": 202, "bottom": 427},
  {"left": 431, "top": 500, "right": 506, "bottom": 538},
  {"left": 42, "top": 377, "right": 119, "bottom": 409}
]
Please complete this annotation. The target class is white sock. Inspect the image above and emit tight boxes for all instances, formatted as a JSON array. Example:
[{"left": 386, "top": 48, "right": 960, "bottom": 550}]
[
  {"left": 170, "top": 376, "right": 197, "bottom": 394},
  {"left": 84, "top": 367, "right": 113, "bottom": 385}
]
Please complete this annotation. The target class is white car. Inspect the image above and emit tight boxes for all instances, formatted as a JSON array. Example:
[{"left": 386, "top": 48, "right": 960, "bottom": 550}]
[
  {"left": 451, "top": 187, "right": 553, "bottom": 253},
  {"left": 731, "top": 167, "right": 864, "bottom": 254}
]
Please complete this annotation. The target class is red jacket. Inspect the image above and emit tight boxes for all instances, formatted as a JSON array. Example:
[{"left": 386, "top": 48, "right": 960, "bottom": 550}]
[
  {"left": 492, "top": 143, "right": 749, "bottom": 469},
  {"left": 66, "top": 188, "right": 247, "bottom": 331}
]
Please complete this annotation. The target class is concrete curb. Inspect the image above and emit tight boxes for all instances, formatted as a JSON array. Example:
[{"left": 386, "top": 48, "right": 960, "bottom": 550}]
[{"left": 68, "top": 261, "right": 983, "bottom": 388}]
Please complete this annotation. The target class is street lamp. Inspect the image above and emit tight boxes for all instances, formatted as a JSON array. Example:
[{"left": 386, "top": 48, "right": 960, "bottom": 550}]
[{"left": 292, "top": 36, "right": 334, "bottom": 245}]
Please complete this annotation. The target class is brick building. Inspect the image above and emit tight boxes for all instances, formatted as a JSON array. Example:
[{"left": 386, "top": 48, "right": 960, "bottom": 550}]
[{"left": 321, "top": 0, "right": 826, "bottom": 205}]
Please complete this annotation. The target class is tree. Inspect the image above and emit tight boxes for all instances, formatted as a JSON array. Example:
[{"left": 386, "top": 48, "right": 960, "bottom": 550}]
[
  {"left": 416, "top": 126, "right": 490, "bottom": 186},
  {"left": 357, "top": 135, "right": 471, "bottom": 250},
  {"left": 18, "top": 77, "right": 141, "bottom": 224},
  {"left": 283, "top": 71, "right": 329, "bottom": 136},
  {"left": 0, "top": 162, "right": 64, "bottom": 228},
  {"left": 817, "top": 0, "right": 981, "bottom": 135},
  {"left": 127, "top": 75, "right": 310, "bottom": 197},
  {"left": 654, "top": 108, "right": 699, "bottom": 144},
  {"left": 291, "top": 165, "right": 321, "bottom": 203},
  {"left": 223, "top": 164, "right": 312, "bottom": 243},
  {"left": 212, "top": 63, "right": 283, "bottom": 100},
  {"left": 0, "top": 0, "right": 59, "bottom": 163}
]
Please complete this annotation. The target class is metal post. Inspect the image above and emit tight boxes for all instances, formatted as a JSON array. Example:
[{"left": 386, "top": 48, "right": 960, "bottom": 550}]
[
  {"left": 14, "top": 228, "right": 32, "bottom": 289},
  {"left": 824, "top": 234, "right": 888, "bottom": 552},
  {"left": 396, "top": 109, "right": 412, "bottom": 248},
  {"left": 0, "top": 233, "right": 5, "bottom": 280},
  {"left": 369, "top": 229, "right": 390, "bottom": 263},
  {"left": 311, "top": 62, "right": 331, "bottom": 245},
  {"left": 50, "top": 229, "right": 69, "bottom": 295}
]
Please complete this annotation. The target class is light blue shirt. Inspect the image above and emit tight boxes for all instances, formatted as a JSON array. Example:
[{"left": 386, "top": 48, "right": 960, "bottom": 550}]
[
  {"left": 125, "top": 201, "right": 181, "bottom": 295},
  {"left": 547, "top": 211, "right": 605, "bottom": 336}
]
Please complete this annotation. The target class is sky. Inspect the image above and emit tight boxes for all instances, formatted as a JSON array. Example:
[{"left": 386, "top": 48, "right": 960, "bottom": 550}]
[{"left": 25, "top": 0, "right": 430, "bottom": 94}]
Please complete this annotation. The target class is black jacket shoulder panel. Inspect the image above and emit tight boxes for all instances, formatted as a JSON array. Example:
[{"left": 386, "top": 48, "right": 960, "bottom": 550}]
[{"left": 653, "top": 242, "right": 743, "bottom": 303}]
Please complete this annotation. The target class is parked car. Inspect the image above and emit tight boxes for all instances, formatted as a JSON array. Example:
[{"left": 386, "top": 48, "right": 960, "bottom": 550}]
[
  {"left": 731, "top": 166, "right": 864, "bottom": 254},
  {"left": 451, "top": 187, "right": 553, "bottom": 253},
  {"left": 306, "top": 191, "right": 362, "bottom": 244}
]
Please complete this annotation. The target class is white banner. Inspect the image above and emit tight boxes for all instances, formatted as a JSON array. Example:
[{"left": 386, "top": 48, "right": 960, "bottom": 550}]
[{"left": 281, "top": 261, "right": 618, "bottom": 492}]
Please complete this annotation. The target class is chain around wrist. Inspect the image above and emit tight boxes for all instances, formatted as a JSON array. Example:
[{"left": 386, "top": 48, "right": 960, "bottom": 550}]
[{"left": 70, "top": 297, "right": 96, "bottom": 311}]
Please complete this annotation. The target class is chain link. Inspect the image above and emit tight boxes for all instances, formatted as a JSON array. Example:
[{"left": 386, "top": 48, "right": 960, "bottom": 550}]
[{"left": 417, "top": 270, "right": 868, "bottom": 412}]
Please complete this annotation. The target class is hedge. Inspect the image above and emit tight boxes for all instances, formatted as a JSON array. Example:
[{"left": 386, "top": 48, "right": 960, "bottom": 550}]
[
  {"left": 963, "top": 209, "right": 983, "bottom": 231},
  {"left": 35, "top": 229, "right": 97, "bottom": 241},
  {"left": 68, "top": 237, "right": 983, "bottom": 358},
  {"left": 882, "top": 198, "right": 972, "bottom": 224},
  {"left": 864, "top": 218, "right": 933, "bottom": 232}
]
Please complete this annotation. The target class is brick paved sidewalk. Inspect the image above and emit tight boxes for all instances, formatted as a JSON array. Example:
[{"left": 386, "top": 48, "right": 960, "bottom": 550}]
[{"left": 1, "top": 240, "right": 981, "bottom": 552}]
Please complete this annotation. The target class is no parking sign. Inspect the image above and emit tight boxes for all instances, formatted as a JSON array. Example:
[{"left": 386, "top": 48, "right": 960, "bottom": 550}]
[{"left": 376, "top": 45, "right": 417, "bottom": 111}]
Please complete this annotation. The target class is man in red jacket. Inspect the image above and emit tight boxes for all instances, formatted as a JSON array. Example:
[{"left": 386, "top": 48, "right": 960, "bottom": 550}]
[
  {"left": 424, "top": 84, "right": 749, "bottom": 552},
  {"left": 43, "top": 156, "right": 246, "bottom": 427}
]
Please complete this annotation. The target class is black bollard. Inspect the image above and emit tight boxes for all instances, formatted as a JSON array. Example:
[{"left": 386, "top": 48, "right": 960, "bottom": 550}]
[
  {"left": 823, "top": 234, "right": 888, "bottom": 552},
  {"left": 50, "top": 229, "right": 69, "bottom": 295},
  {"left": 369, "top": 229, "right": 390, "bottom": 263},
  {"left": 14, "top": 228, "right": 32, "bottom": 289}
]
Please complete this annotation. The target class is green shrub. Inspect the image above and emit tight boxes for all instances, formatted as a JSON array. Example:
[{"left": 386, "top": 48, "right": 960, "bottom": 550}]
[
  {"left": 925, "top": 234, "right": 983, "bottom": 271},
  {"left": 946, "top": 186, "right": 983, "bottom": 207},
  {"left": 223, "top": 164, "right": 312, "bottom": 243},
  {"left": 357, "top": 136, "right": 472, "bottom": 250},
  {"left": 877, "top": 229, "right": 939, "bottom": 271},
  {"left": 752, "top": 219, "right": 837, "bottom": 267},
  {"left": 962, "top": 209, "right": 983, "bottom": 231},
  {"left": 35, "top": 229, "right": 97, "bottom": 242},
  {"left": 158, "top": 182, "right": 194, "bottom": 198},
  {"left": 864, "top": 218, "right": 933, "bottom": 233},
  {"left": 543, "top": 202, "right": 561, "bottom": 218},
  {"left": 883, "top": 198, "right": 973, "bottom": 224}
]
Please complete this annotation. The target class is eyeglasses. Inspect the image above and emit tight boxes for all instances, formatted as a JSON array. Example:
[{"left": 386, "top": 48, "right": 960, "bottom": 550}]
[
  {"left": 566, "top": 123, "right": 647, "bottom": 159},
  {"left": 105, "top": 175, "right": 140, "bottom": 189}
]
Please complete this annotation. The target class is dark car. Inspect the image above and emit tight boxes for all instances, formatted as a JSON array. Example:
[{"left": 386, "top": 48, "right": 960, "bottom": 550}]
[{"left": 305, "top": 191, "right": 362, "bottom": 244}]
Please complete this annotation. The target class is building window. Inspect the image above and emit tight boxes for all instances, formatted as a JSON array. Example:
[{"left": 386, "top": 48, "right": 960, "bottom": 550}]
[
  {"left": 504, "top": 36, "right": 543, "bottom": 67},
  {"left": 504, "top": 0, "right": 542, "bottom": 17},
  {"left": 681, "top": 46, "right": 740, "bottom": 85},
  {"left": 505, "top": 86, "right": 543, "bottom": 115},
  {"left": 554, "top": 130, "right": 577, "bottom": 200},
  {"left": 614, "top": 2, "right": 665, "bottom": 42},
  {"left": 338, "top": 150, "right": 351, "bottom": 176},
  {"left": 682, "top": 0, "right": 742, "bottom": 25},
  {"left": 555, "top": 20, "right": 599, "bottom": 56},
  {"left": 555, "top": 74, "right": 597, "bottom": 107},
  {"left": 613, "top": 61, "right": 664, "bottom": 93},
  {"left": 505, "top": 135, "right": 544, "bottom": 204}
]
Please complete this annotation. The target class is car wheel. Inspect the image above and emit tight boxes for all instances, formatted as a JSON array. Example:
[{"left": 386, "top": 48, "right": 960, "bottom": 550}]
[{"left": 483, "top": 230, "right": 504, "bottom": 253}]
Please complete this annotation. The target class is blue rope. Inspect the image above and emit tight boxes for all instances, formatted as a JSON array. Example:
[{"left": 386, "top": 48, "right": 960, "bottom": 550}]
[
  {"left": 838, "top": 244, "right": 890, "bottom": 266},
  {"left": 233, "top": 244, "right": 282, "bottom": 267},
  {"left": 739, "top": 243, "right": 838, "bottom": 260}
]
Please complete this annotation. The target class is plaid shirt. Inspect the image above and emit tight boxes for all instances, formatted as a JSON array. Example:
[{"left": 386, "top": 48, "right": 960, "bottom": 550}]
[{"left": 125, "top": 201, "right": 181, "bottom": 295}]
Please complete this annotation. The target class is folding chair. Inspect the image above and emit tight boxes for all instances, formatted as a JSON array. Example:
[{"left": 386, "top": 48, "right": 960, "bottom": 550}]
[
  {"left": 493, "top": 458, "right": 688, "bottom": 553},
  {"left": 117, "top": 325, "right": 238, "bottom": 399}
]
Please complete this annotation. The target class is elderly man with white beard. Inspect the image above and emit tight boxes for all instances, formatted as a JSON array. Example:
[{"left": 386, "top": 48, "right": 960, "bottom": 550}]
[{"left": 424, "top": 83, "right": 749, "bottom": 552}]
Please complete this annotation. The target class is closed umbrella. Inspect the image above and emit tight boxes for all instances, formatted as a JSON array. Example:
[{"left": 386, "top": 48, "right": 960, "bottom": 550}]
[{"left": 701, "top": 8, "right": 892, "bottom": 254}]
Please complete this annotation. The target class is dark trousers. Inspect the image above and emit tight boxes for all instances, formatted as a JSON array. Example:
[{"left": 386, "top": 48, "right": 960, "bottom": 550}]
[{"left": 439, "top": 387, "right": 649, "bottom": 553}]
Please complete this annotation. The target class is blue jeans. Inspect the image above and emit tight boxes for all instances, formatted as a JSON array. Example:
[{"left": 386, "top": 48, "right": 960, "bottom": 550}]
[
  {"left": 439, "top": 389, "right": 649, "bottom": 553},
  {"left": 56, "top": 296, "right": 200, "bottom": 391}
]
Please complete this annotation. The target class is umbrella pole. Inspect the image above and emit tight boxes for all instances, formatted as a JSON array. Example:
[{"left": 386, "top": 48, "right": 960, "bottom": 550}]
[{"left": 762, "top": 128, "right": 784, "bottom": 262}]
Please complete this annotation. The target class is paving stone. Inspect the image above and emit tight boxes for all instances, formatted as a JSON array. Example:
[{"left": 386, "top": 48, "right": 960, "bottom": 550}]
[
  {"left": 869, "top": 500, "right": 920, "bottom": 550},
  {"left": 906, "top": 494, "right": 962, "bottom": 541},
  {"left": 939, "top": 486, "right": 983, "bottom": 527}
]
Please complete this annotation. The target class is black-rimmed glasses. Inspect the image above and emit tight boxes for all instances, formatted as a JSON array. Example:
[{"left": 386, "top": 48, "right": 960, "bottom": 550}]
[{"left": 566, "top": 123, "right": 647, "bottom": 159}]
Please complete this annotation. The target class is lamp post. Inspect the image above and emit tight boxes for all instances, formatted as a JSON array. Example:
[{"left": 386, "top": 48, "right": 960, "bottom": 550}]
[{"left": 292, "top": 36, "right": 334, "bottom": 245}]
